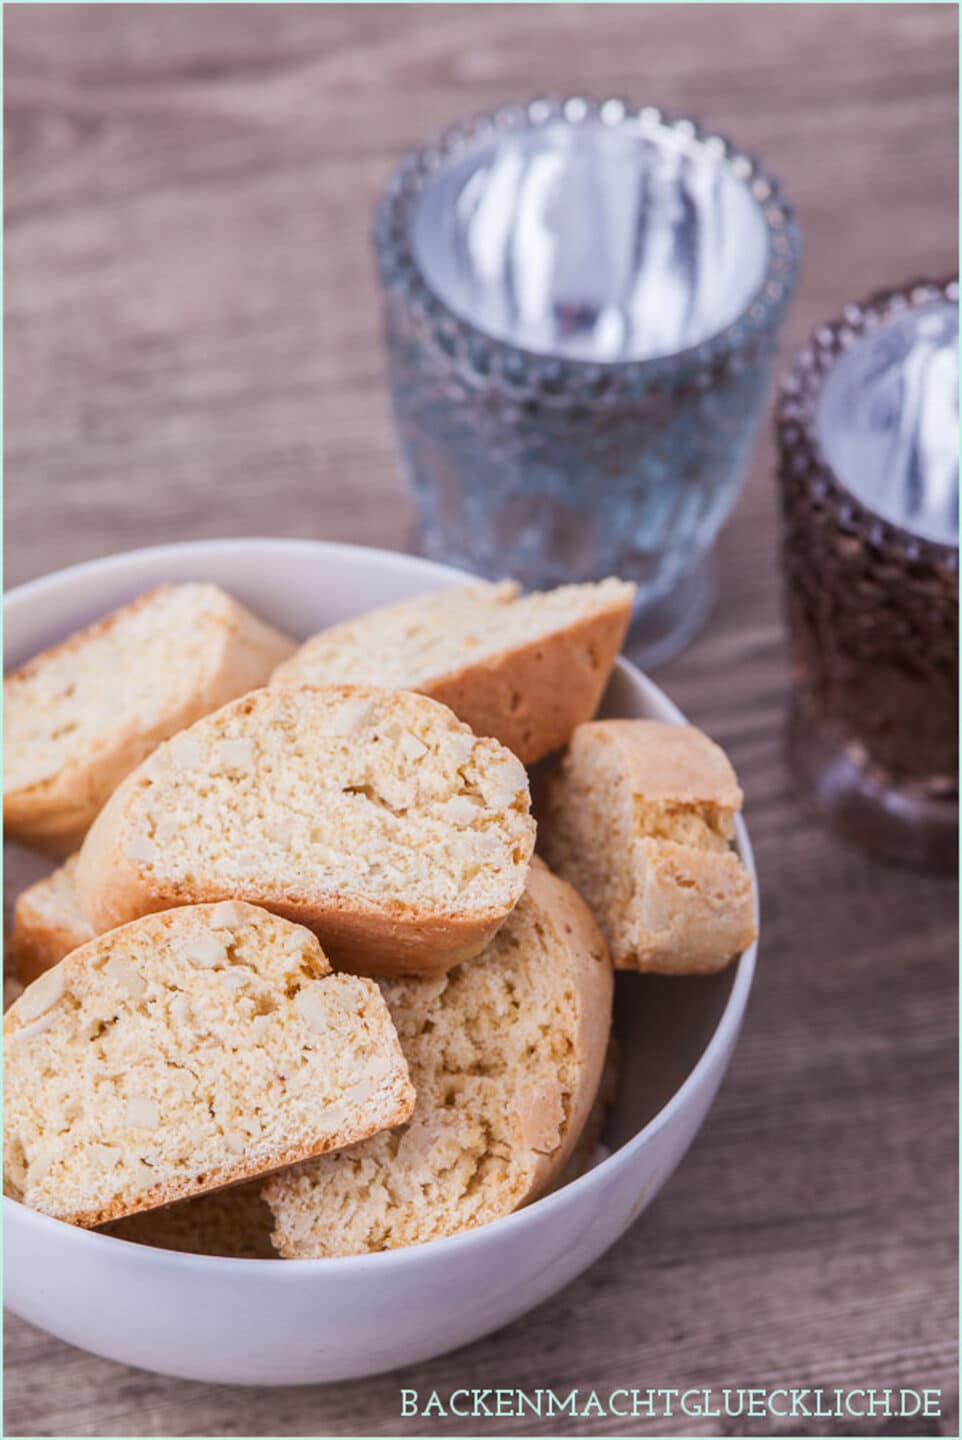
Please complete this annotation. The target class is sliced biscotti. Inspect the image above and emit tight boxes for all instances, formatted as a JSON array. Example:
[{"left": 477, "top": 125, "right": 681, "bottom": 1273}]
[
  {"left": 10, "top": 855, "right": 93, "bottom": 983},
  {"left": 540, "top": 720, "right": 757, "bottom": 974},
  {"left": 76, "top": 684, "right": 535, "bottom": 977},
  {"left": 102, "top": 1181, "right": 277, "bottom": 1259},
  {"left": 270, "top": 578, "right": 635, "bottom": 764},
  {"left": 4, "top": 902, "right": 414, "bottom": 1228},
  {"left": 264, "top": 857, "right": 613, "bottom": 1257},
  {"left": 4, "top": 584, "right": 296, "bottom": 855}
]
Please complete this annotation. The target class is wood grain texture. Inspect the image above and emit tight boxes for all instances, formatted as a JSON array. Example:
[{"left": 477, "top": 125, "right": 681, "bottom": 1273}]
[{"left": 3, "top": 4, "right": 958, "bottom": 1436}]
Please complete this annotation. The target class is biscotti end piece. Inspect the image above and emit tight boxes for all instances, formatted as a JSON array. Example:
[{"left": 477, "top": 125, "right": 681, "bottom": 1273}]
[
  {"left": 10, "top": 855, "right": 93, "bottom": 983},
  {"left": 102, "top": 1180, "right": 277, "bottom": 1259},
  {"left": 75, "top": 684, "right": 535, "bottom": 977},
  {"left": 3, "top": 583, "right": 296, "bottom": 855},
  {"left": 264, "top": 856, "right": 613, "bottom": 1258},
  {"left": 541, "top": 720, "right": 757, "bottom": 974},
  {"left": 271, "top": 578, "right": 635, "bottom": 763},
  {"left": 4, "top": 902, "right": 414, "bottom": 1228}
]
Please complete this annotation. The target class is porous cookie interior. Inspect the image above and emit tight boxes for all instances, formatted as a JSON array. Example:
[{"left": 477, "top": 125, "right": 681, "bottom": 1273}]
[
  {"left": 265, "top": 885, "right": 586, "bottom": 1256},
  {"left": 273, "top": 579, "right": 634, "bottom": 690},
  {"left": 633, "top": 796, "right": 734, "bottom": 850},
  {"left": 122, "top": 686, "right": 533, "bottom": 914}
]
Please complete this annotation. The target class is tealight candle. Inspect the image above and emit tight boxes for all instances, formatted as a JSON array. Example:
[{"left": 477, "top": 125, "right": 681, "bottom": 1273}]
[
  {"left": 375, "top": 97, "right": 800, "bottom": 665},
  {"left": 777, "top": 277, "right": 958, "bottom": 870}
]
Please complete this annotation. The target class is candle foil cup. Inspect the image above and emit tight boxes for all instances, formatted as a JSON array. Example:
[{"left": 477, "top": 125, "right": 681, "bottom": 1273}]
[
  {"left": 777, "top": 277, "right": 959, "bottom": 871},
  {"left": 375, "top": 97, "right": 800, "bottom": 666}
]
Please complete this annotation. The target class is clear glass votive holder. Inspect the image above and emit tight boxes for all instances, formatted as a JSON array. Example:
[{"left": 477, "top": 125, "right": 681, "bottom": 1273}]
[
  {"left": 374, "top": 96, "right": 801, "bottom": 666},
  {"left": 776, "top": 276, "right": 959, "bottom": 871}
]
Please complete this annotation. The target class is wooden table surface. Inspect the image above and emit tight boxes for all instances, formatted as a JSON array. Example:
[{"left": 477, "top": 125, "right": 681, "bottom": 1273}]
[{"left": 4, "top": 5, "right": 958, "bottom": 1436}]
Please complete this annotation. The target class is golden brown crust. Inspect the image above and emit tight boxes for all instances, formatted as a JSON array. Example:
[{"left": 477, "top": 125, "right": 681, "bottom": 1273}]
[
  {"left": 272, "top": 580, "right": 634, "bottom": 766},
  {"left": 76, "top": 823, "right": 515, "bottom": 979},
  {"left": 10, "top": 911, "right": 88, "bottom": 986},
  {"left": 4, "top": 585, "right": 295, "bottom": 855},
  {"left": 254, "top": 902, "right": 512, "bottom": 979},
  {"left": 5, "top": 771, "right": 121, "bottom": 859},
  {"left": 9, "top": 857, "right": 93, "bottom": 984},
  {"left": 521, "top": 858, "right": 613, "bottom": 1191},
  {"left": 422, "top": 596, "right": 634, "bottom": 764}
]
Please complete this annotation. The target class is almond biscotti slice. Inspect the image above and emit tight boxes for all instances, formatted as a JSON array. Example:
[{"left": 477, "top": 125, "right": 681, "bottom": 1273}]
[
  {"left": 10, "top": 855, "right": 93, "bottom": 983},
  {"left": 264, "top": 857, "right": 613, "bottom": 1257},
  {"left": 4, "top": 902, "right": 414, "bottom": 1228},
  {"left": 4, "top": 584, "right": 296, "bottom": 855},
  {"left": 270, "top": 578, "right": 635, "bottom": 764},
  {"left": 76, "top": 684, "right": 535, "bottom": 977},
  {"left": 540, "top": 720, "right": 757, "bottom": 974}
]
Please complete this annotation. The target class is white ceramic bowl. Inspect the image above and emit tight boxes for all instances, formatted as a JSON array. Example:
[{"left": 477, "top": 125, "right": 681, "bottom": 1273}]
[{"left": 3, "top": 539, "right": 758, "bottom": 1386}]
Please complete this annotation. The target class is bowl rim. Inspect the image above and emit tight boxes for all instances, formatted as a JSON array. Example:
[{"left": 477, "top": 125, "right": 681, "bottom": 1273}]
[{"left": 3, "top": 537, "right": 759, "bottom": 1276}]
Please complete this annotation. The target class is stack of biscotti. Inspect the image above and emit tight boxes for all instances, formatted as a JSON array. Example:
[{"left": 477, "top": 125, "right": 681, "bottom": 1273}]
[
  {"left": 7, "top": 576, "right": 633, "bottom": 975},
  {"left": 4, "top": 572, "right": 755, "bottom": 1259}
]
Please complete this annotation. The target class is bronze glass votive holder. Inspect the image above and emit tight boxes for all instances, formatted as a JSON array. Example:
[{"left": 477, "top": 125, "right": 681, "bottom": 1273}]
[{"left": 776, "top": 277, "right": 958, "bottom": 871}]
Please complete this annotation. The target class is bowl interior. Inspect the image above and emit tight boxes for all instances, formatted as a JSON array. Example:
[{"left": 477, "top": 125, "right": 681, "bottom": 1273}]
[{"left": 4, "top": 538, "right": 746, "bottom": 1223}]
